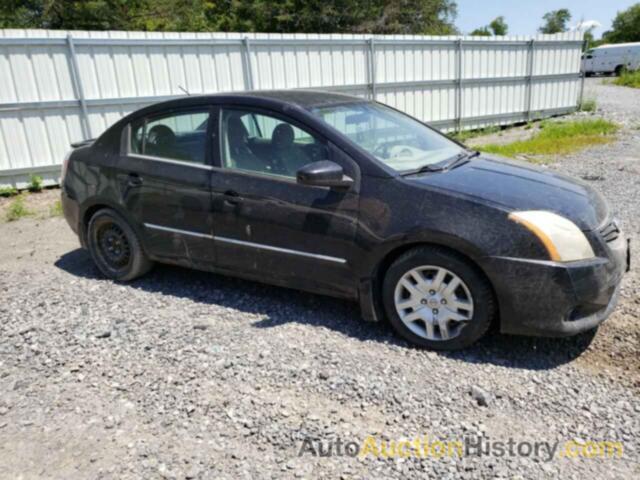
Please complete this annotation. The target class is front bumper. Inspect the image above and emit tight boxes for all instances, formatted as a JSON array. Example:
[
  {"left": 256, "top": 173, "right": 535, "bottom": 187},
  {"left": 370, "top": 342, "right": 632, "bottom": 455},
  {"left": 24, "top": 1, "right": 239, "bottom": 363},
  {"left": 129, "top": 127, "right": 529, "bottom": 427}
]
[{"left": 482, "top": 234, "right": 629, "bottom": 337}]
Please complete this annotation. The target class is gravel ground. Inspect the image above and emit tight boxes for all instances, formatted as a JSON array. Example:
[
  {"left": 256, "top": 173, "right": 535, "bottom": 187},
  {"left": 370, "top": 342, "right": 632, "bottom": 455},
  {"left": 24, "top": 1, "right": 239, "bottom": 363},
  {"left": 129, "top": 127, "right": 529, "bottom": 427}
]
[{"left": 0, "top": 78, "right": 638, "bottom": 479}]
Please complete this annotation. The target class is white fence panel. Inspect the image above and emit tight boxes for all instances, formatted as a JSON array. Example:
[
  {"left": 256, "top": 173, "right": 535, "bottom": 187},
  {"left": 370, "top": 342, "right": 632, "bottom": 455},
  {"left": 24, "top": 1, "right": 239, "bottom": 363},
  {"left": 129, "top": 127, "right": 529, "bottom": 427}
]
[{"left": 0, "top": 29, "right": 583, "bottom": 188}]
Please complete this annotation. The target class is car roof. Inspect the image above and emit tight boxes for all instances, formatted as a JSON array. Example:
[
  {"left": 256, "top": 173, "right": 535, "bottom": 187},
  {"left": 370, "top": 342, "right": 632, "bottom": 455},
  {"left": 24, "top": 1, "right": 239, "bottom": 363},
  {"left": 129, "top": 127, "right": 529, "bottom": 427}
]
[
  {"left": 240, "top": 89, "right": 366, "bottom": 108},
  {"left": 148, "top": 89, "right": 367, "bottom": 112}
]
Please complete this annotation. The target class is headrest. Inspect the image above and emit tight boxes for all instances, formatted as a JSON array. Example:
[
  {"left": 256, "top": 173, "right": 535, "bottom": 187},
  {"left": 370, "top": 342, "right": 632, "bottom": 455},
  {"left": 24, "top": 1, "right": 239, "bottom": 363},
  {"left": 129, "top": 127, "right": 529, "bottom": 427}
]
[
  {"left": 271, "top": 123, "right": 294, "bottom": 149},
  {"left": 147, "top": 124, "right": 175, "bottom": 147}
]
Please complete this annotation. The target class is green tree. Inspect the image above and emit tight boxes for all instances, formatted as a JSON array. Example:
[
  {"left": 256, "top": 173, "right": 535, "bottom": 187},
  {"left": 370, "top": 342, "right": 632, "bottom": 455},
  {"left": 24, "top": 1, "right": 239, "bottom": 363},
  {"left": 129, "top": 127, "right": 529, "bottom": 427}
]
[
  {"left": 583, "top": 29, "right": 594, "bottom": 50},
  {"left": 602, "top": 3, "right": 640, "bottom": 43},
  {"left": 126, "top": 0, "right": 213, "bottom": 31},
  {"left": 470, "top": 26, "right": 490, "bottom": 36},
  {"left": 489, "top": 16, "right": 507, "bottom": 35},
  {"left": 353, "top": 0, "right": 459, "bottom": 34},
  {"left": 470, "top": 16, "right": 507, "bottom": 36},
  {"left": 0, "top": 0, "right": 460, "bottom": 34},
  {"left": 539, "top": 8, "right": 571, "bottom": 34},
  {"left": 0, "top": 0, "right": 147, "bottom": 30}
]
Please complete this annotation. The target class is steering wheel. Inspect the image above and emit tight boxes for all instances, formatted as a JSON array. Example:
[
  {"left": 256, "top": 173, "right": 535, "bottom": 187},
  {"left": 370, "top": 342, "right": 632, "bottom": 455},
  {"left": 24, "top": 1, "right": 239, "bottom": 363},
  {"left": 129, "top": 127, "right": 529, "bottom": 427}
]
[{"left": 373, "top": 142, "right": 391, "bottom": 159}]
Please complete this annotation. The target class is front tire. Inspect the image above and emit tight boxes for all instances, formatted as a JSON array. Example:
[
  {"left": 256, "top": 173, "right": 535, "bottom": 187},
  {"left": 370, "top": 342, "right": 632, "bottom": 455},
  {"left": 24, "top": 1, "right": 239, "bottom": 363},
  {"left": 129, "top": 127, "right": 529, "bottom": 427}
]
[
  {"left": 382, "top": 246, "right": 495, "bottom": 350},
  {"left": 87, "top": 208, "right": 153, "bottom": 281}
]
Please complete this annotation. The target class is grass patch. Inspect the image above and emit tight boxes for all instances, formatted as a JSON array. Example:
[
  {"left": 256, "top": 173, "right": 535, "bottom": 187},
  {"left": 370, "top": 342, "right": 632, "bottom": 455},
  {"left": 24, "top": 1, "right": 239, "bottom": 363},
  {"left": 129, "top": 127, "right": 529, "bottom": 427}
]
[
  {"left": 477, "top": 119, "right": 618, "bottom": 160},
  {"left": 578, "top": 98, "right": 597, "bottom": 112},
  {"left": 0, "top": 186, "right": 18, "bottom": 197},
  {"left": 450, "top": 125, "right": 501, "bottom": 143},
  {"left": 6, "top": 195, "right": 33, "bottom": 222},
  {"left": 27, "top": 174, "right": 43, "bottom": 193},
  {"left": 612, "top": 70, "right": 640, "bottom": 88},
  {"left": 1, "top": 188, "right": 61, "bottom": 223},
  {"left": 49, "top": 199, "right": 63, "bottom": 217}
]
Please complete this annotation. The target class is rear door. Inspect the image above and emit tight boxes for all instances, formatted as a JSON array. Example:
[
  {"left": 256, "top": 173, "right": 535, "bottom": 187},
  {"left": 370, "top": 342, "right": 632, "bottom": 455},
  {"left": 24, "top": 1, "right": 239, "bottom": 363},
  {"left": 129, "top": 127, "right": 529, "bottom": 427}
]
[
  {"left": 209, "top": 106, "right": 361, "bottom": 297},
  {"left": 117, "top": 107, "right": 216, "bottom": 267}
]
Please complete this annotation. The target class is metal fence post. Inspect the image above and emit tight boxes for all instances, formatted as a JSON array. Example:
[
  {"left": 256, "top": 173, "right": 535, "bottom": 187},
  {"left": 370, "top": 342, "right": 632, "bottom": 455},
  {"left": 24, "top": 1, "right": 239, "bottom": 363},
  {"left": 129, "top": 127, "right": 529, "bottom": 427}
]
[
  {"left": 368, "top": 37, "right": 376, "bottom": 100},
  {"left": 242, "top": 37, "right": 254, "bottom": 90},
  {"left": 525, "top": 39, "right": 535, "bottom": 121},
  {"left": 455, "top": 39, "right": 463, "bottom": 133},
  {"left": 66, "top": 34, "right": 91, "bottom": 139},
  {"left": 578, "top": 39, "right": 587, "bottom": 110}
]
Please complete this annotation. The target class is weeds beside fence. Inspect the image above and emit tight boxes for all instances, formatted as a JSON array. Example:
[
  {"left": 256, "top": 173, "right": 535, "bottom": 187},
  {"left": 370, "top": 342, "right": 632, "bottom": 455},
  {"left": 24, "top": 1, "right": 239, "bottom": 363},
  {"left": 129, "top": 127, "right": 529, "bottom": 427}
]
[{"left": 612, "top": 70, "right": 640, "bottom": 89}]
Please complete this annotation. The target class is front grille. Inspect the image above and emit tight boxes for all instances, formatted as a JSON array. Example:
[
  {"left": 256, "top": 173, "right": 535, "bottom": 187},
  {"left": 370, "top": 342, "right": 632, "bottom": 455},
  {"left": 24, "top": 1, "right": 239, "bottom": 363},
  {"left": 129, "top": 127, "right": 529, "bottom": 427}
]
[{"left": 599, "top": 220, "right": 620, "bottom": 243}]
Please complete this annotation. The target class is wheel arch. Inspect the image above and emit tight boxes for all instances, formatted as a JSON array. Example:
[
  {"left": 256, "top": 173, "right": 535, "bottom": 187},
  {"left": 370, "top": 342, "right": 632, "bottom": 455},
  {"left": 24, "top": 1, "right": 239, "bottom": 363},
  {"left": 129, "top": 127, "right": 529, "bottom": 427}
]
[
  {"left": 78, "top": 199, "right": 143, "bottom": 249},
  {"left": 360, "top": 240, "right": 500, "bottom": 327}
]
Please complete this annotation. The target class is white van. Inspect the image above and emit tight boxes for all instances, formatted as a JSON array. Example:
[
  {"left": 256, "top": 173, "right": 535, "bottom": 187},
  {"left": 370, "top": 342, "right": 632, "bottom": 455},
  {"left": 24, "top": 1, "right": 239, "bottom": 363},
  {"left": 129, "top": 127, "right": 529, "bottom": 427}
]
[{"left": 582, "top": 42, "right": 640, "bottom": 76}]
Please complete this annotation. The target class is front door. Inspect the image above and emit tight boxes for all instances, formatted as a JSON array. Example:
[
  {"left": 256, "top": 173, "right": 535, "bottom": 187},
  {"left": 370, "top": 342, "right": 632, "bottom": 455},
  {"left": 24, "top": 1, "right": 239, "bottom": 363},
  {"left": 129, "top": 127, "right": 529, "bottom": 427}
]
[
  {"left": 209, "top": 106, "right": 360, "bottom": 297},
  {"left": 117, "top": 107, "right": 216, "bottom": 267}
]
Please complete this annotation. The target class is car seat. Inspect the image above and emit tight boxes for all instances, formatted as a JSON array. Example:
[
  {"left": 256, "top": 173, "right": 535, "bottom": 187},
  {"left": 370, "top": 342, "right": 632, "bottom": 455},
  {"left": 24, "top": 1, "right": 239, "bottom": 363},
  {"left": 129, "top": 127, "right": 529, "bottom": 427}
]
[
  {"left": 227, "top": 115, "right": 264, "bottom": 172},
  {"left": 271, "top": 123, "right": 310, "bottom": 176}
]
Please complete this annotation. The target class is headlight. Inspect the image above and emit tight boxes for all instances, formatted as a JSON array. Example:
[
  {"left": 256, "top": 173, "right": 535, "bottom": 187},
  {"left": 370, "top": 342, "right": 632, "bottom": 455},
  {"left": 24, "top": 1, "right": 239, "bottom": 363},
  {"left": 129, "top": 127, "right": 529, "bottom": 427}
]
[{"left": 508, "top": 211, "right": 595, "bottom": 262}]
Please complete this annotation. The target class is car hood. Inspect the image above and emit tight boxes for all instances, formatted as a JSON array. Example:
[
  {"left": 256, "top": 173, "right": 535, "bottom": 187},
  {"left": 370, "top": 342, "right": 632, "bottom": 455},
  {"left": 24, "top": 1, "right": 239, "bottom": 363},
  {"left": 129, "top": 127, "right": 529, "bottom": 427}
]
[{"left": 408, "top": 155, "right": 608, "bottom": 231}]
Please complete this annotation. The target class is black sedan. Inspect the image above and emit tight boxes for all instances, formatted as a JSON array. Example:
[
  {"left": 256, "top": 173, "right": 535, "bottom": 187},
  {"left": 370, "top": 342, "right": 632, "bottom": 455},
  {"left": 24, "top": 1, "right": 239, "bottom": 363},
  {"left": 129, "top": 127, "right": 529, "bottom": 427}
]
[{"left": 60, "top": 91, "right": 630, "bottom": 350}]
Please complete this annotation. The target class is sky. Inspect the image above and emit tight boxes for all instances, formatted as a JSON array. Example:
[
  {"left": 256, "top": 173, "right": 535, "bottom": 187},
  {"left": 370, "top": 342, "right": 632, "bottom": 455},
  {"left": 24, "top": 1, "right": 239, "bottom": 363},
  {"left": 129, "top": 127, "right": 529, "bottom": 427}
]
[{"left": 455, "top": 0, "right": 637, "bottom": 37}]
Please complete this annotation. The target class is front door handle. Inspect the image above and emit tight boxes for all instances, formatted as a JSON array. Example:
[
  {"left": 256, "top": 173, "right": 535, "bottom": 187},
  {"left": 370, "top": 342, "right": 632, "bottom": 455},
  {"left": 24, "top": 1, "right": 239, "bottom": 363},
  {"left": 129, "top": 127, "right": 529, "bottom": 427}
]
[
  {"left": 127, "top": 172, "right": 143, "bottom": 187},
  {"left": 223, "top": 190, "right": 241, "bottom": 205}
]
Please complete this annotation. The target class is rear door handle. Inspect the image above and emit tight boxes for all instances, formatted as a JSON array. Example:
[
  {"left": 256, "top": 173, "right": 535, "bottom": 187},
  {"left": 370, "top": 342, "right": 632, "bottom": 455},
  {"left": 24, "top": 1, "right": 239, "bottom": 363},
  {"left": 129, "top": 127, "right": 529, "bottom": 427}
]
[{"left": 128, "top": 172, "right": 143, "bottom": 187}]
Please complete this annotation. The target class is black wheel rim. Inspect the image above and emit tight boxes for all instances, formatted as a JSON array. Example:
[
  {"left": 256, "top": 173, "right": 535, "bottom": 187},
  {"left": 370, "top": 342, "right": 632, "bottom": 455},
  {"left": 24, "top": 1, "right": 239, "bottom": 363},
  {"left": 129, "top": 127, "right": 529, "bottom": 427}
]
[{"left": 96, "top": 222, "right": 131, "bottom": 269}]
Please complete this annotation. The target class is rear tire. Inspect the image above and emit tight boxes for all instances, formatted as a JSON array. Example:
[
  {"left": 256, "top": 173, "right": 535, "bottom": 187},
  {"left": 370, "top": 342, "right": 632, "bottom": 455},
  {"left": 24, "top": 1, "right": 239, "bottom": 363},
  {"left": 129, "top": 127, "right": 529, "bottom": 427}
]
[
  {"left": 87, "top": 208, "right": 153, "bottom": 281},
  {"left": 614, "top": 65, "right": 626, "bottom": 76},
  {"left": 382, "top": 246, "right": 495, "bottom": 350}
]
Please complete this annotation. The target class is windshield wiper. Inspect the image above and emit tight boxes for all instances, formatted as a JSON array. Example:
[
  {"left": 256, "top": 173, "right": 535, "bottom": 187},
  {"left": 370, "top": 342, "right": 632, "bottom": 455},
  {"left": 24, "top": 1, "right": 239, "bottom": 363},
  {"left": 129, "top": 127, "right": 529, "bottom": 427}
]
[
  {"left": 416, "top": 163, "right": 445, "bottom": 173},
  {"left": 401, "top": 150, "right": 479, "bottom": 176},
  {"left": 400, "top": 163, "right": 445, "bottom": 176},
  {"left": 445, "top": 150, "right": 480, "bottom": 170}
]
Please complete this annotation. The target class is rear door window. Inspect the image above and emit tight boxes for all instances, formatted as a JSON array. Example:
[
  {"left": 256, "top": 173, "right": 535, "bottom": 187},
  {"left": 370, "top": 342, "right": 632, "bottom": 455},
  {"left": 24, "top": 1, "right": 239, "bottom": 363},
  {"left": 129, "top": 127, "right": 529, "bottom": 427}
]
[{"left": 130, "top": 110, "right": 210, "bottom": 165}]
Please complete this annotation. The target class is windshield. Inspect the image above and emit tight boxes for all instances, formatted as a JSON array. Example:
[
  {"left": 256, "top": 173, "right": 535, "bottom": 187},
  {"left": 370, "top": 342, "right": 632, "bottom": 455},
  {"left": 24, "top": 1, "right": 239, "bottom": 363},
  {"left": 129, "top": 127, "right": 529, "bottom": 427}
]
[{"left": 310, "top": 102, "right": 464, "bottom": 172}]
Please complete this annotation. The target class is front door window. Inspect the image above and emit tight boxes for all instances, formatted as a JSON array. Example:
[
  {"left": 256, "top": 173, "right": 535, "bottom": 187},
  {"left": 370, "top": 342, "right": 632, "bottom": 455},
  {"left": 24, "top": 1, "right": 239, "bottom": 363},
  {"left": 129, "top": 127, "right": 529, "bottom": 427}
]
[{"left": 219, "top": 108, "right": 328, "bottom": 178}]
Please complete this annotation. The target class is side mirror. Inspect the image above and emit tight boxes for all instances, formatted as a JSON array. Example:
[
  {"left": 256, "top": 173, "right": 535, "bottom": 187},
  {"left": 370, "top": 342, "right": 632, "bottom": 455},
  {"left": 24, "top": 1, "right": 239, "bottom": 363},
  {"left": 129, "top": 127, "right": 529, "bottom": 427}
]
[{"left": 296, "top": 160, "right": 354, "bottom": 189}]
